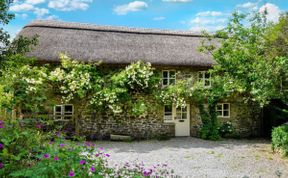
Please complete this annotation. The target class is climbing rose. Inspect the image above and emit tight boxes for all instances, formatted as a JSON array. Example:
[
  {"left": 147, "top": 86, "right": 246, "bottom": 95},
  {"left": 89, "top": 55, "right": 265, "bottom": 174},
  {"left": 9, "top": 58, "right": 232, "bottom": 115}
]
[{"left": 68, "top": 171, "right": 75, "bottom": 177}]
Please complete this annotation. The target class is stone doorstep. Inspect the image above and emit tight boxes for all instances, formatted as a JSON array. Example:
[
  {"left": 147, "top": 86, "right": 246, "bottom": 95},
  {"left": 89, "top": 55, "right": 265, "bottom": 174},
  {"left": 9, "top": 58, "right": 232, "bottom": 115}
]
[{"left": 110, "top": 134, "right": 132, "bottom": 141}]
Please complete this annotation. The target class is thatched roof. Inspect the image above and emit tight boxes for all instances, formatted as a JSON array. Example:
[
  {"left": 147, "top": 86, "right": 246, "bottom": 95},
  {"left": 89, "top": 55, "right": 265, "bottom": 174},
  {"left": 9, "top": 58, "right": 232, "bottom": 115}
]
[{"left": 18, "top": 20, "right": 216, "bottom": 67}]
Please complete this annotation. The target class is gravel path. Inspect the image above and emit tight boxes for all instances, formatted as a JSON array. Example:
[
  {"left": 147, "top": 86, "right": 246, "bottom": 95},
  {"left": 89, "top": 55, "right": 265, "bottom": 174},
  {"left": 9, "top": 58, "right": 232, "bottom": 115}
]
[{"left": 94, "top": 138, "right": 288, "bottom": 178}]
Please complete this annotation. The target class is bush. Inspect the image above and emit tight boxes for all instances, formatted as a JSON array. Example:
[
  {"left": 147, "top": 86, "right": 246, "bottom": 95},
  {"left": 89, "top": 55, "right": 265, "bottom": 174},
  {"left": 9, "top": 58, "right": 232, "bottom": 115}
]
[
  {"left": 218, "top": 121, "right": 235, "bottom": 138},
  {"left": 272, "top": 124, "right": 288, "bottom": 156},
  {"left": 0, "top": 119, "right": 47, "bottom": 176}
]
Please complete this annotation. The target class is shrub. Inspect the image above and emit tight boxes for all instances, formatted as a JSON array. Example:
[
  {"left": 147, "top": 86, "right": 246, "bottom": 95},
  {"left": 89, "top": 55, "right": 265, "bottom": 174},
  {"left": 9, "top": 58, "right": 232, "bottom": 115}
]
[
  {"left": 218, "top": 121, "right": 235, "bottom": 138},
  {"left": 272, "top": 124, "right": 288, "bottom": 156},
  {"left": 0, "top": 119, "right": 47, "bottom": 176}
]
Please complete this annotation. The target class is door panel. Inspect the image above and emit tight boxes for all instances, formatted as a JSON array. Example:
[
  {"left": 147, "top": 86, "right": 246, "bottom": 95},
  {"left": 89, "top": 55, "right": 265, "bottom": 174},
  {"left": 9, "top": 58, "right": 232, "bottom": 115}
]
[{"left": 174, "top": 104, "right": 190, "bottom": 136}]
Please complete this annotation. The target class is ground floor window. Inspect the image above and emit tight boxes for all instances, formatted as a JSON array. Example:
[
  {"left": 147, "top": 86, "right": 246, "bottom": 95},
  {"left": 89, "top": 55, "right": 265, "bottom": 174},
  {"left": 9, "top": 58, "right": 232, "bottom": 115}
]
[
  {"left": 164, "top": 105, "right": 173, "bottom": 121},
  {"left": 54, "top": 104, "right": 74, "bottom": 120},
  {"left": 216, "top": 103, "right": 230, "bottom": 118}
]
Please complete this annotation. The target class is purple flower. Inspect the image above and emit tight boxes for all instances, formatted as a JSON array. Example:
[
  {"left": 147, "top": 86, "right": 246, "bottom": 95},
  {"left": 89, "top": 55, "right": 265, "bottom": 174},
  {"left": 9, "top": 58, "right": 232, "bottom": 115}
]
[
  {"left": 104, "top": 153, "right": 110, "bottom": 157},
  {"left": 143, "top": 169, "right": 152, "bottom": 177},
  {"left": 0, "top": 143, "right": 3, "bottom": 149},
  {"left": 43, "top": 154, "right": 50, "bottom": 159},
  {"left": 95, "top": 153, "right": 100, "bottom": 157},
  {"left": 85, "top": 142, "right": 92, "bottom": 147},
  {"left": 36, "top": 123, "right": 42, "bottom": 129},
  {"left": 79, "top": 160, "right": 86, "bottom": 165},
  {"left": 54, "top": 156, "right": 59, "bottom": 161},
  {"left": 99, "top": 147, "right": 104, "bottom": 151},
  {"left": 0, "top": 121, "right": 3, "bottom": 125},
  {"left": 0, "top": 125, "right": 4, "bottom": 129},
  {"left": 91, "top": 166, "right": 96, "bottom": 172},
  {"left": 0, "top": 162, "right": 4, "bottom": 169},
  {"left": 68, "top": 171, "right": 75, "bottom": 177},
  {"left": 59, "top": 143, "right": 65, "bottom": 148}
]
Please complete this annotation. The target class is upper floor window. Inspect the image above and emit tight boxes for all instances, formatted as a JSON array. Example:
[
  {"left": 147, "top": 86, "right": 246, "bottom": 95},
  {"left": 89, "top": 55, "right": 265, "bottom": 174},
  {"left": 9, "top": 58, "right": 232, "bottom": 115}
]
[
  {"left": 198, "top": 71, "right": 211, "bottom": 87},
  {"left": 162, "top": 70, "right": 176, "bottom": 86},
  {"left": 54, "top": 104, "right": 74, "bottom": 120},
  {"left": 216, "top": 103, "right": 230, "bottom": 118}
]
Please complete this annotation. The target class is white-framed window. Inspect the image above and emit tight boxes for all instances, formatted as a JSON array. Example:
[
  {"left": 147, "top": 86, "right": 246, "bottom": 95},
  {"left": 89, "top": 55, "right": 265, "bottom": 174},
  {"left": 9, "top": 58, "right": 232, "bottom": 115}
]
[
  {"left": 216, "top": 103, "right": 230, "bottom": 118},
  {"left": 198, "top": 71, "right": 211, "bottom": 87},
  {"left": 162, "top": 70, "right": 176, "bottom": 86},
  {"left": 54, "top": 104, "right": 74, "bottom": 120},
  {"left": 164, "top": 105, "right": 173, "bottom": 121}
]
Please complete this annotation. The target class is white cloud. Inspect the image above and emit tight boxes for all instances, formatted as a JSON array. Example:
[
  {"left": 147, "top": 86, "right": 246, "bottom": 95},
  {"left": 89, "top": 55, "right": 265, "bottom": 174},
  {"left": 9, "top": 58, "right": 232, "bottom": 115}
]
[
  {"left": 114, "top": 1, "right": 148, "bottom": 15},
  {"left": 237, "top": 2, "right": 258, "bottom": 9},
  {"left": 190, "top": 17, "right": 226, "bottom": 25},
  {"left": 26, "top": 0, "right": 45, "bottom": 5},
  {"left": 196, "top": 11, "right": 223, "bottom": 17},
  {"left": 16, "top": 13, "right": 28, "bottom": 19},
  {"left": 34, "top": 8, "right": 49, "bottom": 18},
  {"left": 10, "top": 3, "right": 34, "bottom": 12},
  {"left": 48, "top": 0, "right": 93, "bottom": 11},
  {"left": 45, "top": 15, "right": 59, "bottom": 20},
  {"left": 153, "top": 16, "right": 166, "bottom": 21},
  {"left": 162, "top": 0, "right": 192, "bottom": 2},
  {"left": 259, "top": 3, "right": 281, "bottom": 23}
]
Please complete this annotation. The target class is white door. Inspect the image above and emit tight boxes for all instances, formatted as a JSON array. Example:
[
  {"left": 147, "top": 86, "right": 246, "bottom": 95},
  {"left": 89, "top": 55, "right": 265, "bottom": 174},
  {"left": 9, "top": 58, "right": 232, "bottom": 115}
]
[{"left": 174, "top": 105, "right": 190, "bottom": 136}]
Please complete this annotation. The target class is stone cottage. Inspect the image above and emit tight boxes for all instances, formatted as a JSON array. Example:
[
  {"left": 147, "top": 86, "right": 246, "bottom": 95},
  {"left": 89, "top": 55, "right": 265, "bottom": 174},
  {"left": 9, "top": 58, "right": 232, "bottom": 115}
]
[{"left": 18, "top": 20, "right": 261, "bottom": 139}]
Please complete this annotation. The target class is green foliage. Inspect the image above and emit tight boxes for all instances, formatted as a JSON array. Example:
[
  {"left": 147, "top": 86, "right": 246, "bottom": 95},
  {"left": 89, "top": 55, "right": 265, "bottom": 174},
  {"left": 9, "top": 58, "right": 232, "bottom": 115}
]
[
  {"left": 272, "top": 124, "right": 288, "bottom": 156},
  {"left": 200, "top": 12, "right": 288, "bottom": 107},
  {"left": 0, "top": 119, "right": 47, "bottom": 176},
  {"left": 0, "top": 55, "right": 48, "bottom": 113},
  {"left": 218, "top": 121, "right": 235, "bottom": 138}
]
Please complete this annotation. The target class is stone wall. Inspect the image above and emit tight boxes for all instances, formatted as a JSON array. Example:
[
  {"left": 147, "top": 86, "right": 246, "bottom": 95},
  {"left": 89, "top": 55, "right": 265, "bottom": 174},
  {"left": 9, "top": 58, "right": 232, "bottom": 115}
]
[{"left": 77, "top": 111, "right": 175, "bottom": 140}]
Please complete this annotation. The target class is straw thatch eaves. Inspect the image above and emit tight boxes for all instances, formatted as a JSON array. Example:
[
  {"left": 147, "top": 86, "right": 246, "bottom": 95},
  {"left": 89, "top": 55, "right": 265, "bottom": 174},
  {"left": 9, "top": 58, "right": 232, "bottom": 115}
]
[{"left": 19, "top": 20, "right": 217, "bottom": 67}]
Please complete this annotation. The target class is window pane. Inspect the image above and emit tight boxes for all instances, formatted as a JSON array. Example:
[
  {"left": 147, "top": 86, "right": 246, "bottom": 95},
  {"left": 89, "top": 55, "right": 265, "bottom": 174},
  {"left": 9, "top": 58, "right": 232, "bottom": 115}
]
[
  {"left": 216, "top": 105, "right": 222, "bottom": 111},
  {"left": 163, "top": 79, "right": 168, "bottom": 85},
  {"left": 55, "top": 106, "right": 62, "bottom": 113},
  {"left": 205, "top": 80, "right": 210, "bottom": 86},
  {"left": 65, "top": 105, "right": 73, "bottom": 113},
  {"left": 205, "top": 72, "right": 210, "bottom": 79},
  {"left": 176, "top": 113, "right": 181, "bottom": 119},
  {"left": 217, "top": 111, "right": 222, "bottom": 116},
  {"left": 223, "top": 111, "right": 229, "bottom": 117},
  {"left": 64, "top": 116, "right": 72, "bottom": 120},
  {"left": 169, "top": 79, "right": 175, "bottom": 85},
  {"left": 182, "top": 106, "right": 187, "bottom": 112},
  {"left": 182, "top": 113, "right": 187, "bottom": 119},
  {"left": 198, "top": 73, "right": 203, "bottom": 81},
  {"left": 164, "top": 105, "right": 172, "bottom": 113},
  {"left": 169, "top": 71, "right": 176, "bottom": 78},
  {"left": 163, "top": 71, "right": 168, "bottom": 78},
  {"left": 223, "top": 104, "right": 229, "bottom": 110}
]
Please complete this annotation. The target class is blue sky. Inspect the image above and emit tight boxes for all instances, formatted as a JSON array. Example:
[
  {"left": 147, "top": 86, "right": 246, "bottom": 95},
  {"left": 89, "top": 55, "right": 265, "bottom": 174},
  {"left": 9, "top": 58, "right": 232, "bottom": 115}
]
[{"left": 5, "top": 0, "right": 288, "bottom": 38}]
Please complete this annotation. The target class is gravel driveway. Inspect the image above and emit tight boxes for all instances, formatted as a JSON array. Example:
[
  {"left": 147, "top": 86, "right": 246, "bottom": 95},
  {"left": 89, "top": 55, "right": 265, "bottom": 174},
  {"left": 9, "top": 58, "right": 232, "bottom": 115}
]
[{"left": 94, "top": 138, "right": 288, "bottom": 178}]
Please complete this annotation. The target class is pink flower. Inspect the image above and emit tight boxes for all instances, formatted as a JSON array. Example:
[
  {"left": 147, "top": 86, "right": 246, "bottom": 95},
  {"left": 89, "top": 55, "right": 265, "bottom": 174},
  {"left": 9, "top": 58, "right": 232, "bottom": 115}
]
[
  {"left": 79, "top": 160, "right": 86, "bottom": 165},
  {"left": 43, "top": 154, "right": 49, "bottom": 159},
  {"left": 143, "top": 169, "right": 152, "bottom": 177},
  {"left": 95, "top": 153, "right": 100, "bottom": 157},
  {"left": 68, "top": 171, "right": 75, "bottom": 177},
  {"left": 54, "top": 156, "right": 59, "bottom": 161},
  {"left": 59, "top": 143, "right": 65, "bottom": 148},
  {"left": 0, "top": 162, "right": 4, "bottom": 169},
  {"left": 104, "top": 153, "right": 110, "bottom": 157},
  {"left": 36, "top": 123, "right": 42, "bottom": 129},
  {"left": 0, "top": 124, "right": 4, "bottom": 129},
  {"left": 91, "top": 166, "right": 96, "bottom": 172},
  {"left": 99, "top": 147, "right": 104, "bottom": 151}
]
